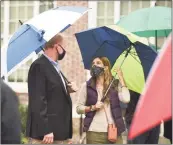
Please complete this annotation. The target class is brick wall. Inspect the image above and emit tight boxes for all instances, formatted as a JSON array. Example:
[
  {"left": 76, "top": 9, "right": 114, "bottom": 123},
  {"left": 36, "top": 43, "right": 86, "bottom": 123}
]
[{"left": 56, "top": 1, "right": 88, "bottom": 104}]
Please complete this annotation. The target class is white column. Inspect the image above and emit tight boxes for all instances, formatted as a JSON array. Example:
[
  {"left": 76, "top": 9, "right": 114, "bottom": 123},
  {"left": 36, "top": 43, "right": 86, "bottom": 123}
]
[
  {"left": 33, "top": 1, "right": 40, "bottom": 16},
  {"left": 128, "top": 0, "right": 132, "bottom": 13},
  {"left": 150, "top": 0, "right": 156, "bottom": 7},
  {"left": 53, "top": 0, "right": 57, "bottom": 8},
  {"left": 149, "top": 0, "right": 157, "bottom": 44},
  {"left": 32, "top": 1, "right": 40, "bottom": 61},
  {"left": 88, "top": 1, "right": 97, "bottom": 29},
  {"left": 3, "top": 1, "right": 10, "bottom": 82},
  {"left": 3, "top": 1, "right": 10, "bottom": 47},
  {"left": 114, "top": 1, "right": 121, "bottom": 24},
  {"left": 87, "top": 1, "right": 97, "bottom": 80}
]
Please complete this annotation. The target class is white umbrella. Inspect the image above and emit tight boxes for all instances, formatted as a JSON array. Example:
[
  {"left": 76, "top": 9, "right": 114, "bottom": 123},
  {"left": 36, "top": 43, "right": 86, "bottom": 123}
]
[{"left": 1, "top": 6, "right": 89, "bottom": 78}]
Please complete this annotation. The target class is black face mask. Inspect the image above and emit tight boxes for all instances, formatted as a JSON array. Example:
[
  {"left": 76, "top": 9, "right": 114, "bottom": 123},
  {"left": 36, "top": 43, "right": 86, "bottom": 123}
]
[
  {"left": 90, "top": 65, "right": 104, "bottom": 77},
  {"left": 57, "top": 45, "right": 66, "bottom": 60}
]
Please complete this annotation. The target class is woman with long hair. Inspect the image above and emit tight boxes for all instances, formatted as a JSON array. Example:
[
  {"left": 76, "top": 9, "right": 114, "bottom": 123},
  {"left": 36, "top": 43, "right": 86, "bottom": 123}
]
[{"left": 76, "top": 57, "right": 130, "bottom": 144}]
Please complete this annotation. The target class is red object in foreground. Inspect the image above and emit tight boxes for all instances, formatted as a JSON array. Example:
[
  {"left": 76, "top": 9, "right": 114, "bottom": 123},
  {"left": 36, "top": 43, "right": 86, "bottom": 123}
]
[{"left": 128, "top": 34, "right": 172, "bottom": 140}]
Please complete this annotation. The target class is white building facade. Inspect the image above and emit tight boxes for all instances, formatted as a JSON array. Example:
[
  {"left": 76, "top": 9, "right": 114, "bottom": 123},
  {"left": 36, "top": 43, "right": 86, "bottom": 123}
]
[{"left": 1, "top": 0, "right": 172, "bottom": 94}]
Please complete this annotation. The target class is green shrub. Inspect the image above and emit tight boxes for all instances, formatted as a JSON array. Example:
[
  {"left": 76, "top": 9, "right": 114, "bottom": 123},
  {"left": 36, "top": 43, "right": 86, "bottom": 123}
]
[{"left": 19, "top": 105, "right": 28, "bottom": 144}]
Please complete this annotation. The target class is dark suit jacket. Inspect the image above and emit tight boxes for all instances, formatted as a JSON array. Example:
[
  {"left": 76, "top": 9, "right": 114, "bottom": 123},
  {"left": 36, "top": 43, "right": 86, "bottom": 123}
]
[
  {"left": 164, "top": 119, "right": 172, "bottom": 141},
  {"left": 26, "top": 55, "right": 72, "bottom": 140},
  {"left": 1, "top": 79, "right": 21, "bottom": 144},
  {"left": 125, "top": 90, "right": 140, "bottom": 126}
]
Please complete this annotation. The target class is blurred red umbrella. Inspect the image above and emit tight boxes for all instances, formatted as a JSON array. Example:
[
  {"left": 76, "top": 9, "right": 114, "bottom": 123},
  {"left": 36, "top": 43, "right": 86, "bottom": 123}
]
[{"left": 128, "top": 34, "right": 172, "bottom": 139}]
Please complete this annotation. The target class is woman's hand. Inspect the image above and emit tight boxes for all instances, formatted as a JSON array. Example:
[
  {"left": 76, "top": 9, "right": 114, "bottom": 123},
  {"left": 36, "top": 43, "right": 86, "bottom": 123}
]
[
  {"left": 113, "top": 67, "right": 123, "bottom": 78},
  {"left": 95, "top": 101, "right": 104, "bottom": 110},
  {"left": 113, "top": 67, "right": 127, "bottom": 87}
]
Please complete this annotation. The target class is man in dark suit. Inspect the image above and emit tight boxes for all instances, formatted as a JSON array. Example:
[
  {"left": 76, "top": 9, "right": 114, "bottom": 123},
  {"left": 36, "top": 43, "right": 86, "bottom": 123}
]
[
  {"left": 164, "top": 119, "right": 172, "bottom": 144},
  {"left": 26, "top": 34, "right": 78, "bottom": 144}
]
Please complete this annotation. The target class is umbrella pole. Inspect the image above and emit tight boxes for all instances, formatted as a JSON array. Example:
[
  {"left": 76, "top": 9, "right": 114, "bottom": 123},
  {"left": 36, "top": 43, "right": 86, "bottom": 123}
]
[{"left": 101, "top": 45, "right": 133, "bottom": 102}]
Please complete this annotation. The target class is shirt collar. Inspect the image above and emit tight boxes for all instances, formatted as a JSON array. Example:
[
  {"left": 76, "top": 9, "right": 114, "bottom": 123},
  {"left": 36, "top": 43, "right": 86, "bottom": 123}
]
[{"left": 43, "top": 53, "right": 60, "bottom": 69}]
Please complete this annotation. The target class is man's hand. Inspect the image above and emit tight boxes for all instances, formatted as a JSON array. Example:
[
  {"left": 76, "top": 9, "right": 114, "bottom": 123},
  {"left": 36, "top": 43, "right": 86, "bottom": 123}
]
[
  {"left": 42, "top": 133, "right": 54, "bottom": 144},
  {"left": 67, "top": 139, "right": 73, "bottom": 144},
  {"left": 67, "top": 82, "right": 79, "bottom": 93}
]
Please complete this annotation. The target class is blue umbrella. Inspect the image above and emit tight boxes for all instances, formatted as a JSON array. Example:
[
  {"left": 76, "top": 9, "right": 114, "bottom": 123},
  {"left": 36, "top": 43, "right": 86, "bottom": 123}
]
[
  {"left": 1, "top": 6, "right": 89, "bottom": 77},
  {"left": 75, "top": 26, "right": 157, "bottom": 94}
]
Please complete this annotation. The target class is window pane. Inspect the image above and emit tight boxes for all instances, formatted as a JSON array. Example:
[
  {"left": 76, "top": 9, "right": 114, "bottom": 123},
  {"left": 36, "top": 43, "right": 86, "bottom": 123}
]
[
  {"left": 19, "top": 1, "right": 27, "bottom": 5},
  {"left": 166, "top": 0, "right": 172, "bottom": 8},
  {"left": 142, "top": 1, "right": 150, "bottom": 8},
  {"left": 28, "top": 6, "right": 34, "bottom": 19},
  {"left": 26, "top": 59, "right": 33, "bottom": 65},
  {"left": 131, "top": 1, "right": 140, "bottom": 12},
  {"left": 39, "top": 1, "right": 53, "bottom": 13},
  {"left": 26, "top": 1, "right": 33, "bottom": 5},
  {"left": 9, "top": 22, "right": 16, "bottom": 34},
  {"left": 107, "top": 1, "right": 114, "bottom": 16},
  {"left": 16, "top": 69, "right": 24, "bottom": 82},
  {"left": 8, "top": 71, "right": 17, "bottom": 82},
  {"left": 39, "top": 5, "right": 46, "bottom": 13},
  {"left": 105, "top": 18, "right": 114, "bottom": 25},
  {"left": 10, "top": 1, "right": 18, "bottom": 5},
  {"left": 10, "top": 7, "right": 17, "bottom": 19},
  {"left": 97, "top": 18, "right": 105, "bottom": 27},
  {"left": 18, "top": 6, "right": 26, "bottom": 19},
  {"left": 120, "top": 1, "right": 129, "bottom": 16},
  {"left": 23, "top": 69, "right": 28, "bottom": 82},
  {"left": 97, "top": 2, "right": 105, "bottom": 17},
  {"left": 1, "top": 1, "right": 4, "bottom": 6},
  {"left": 156, "top": 1, "right": 166, "bottom": 6}
]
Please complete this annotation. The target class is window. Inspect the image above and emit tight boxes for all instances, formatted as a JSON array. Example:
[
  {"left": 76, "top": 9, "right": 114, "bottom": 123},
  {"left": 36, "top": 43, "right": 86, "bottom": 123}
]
[
  {"left": 141, "top": 1, "right": 150, "bottom": 8},
  {"left": 7, "top": 1, "right": 53, "bottom": 82},
  {"left": 120, "top": 1, "right": 150, "bottom": 18},
  {"left": 39, "top": 1, "right": 54, "bottom": 13},
  {"left": 97, "top": 1, "right": 115, "bottom": 26},
  {"left": 131, "top": 1, "right": 141, "bottom": 12},
  {"left": 120, "top": 1, "right": 129, "bottom": 16},
  {"left": 9, "top": 1, "right": 34, "bottom": 35},
  {"left": 156, "top": 0, "right": 172, "bottom": 7}
]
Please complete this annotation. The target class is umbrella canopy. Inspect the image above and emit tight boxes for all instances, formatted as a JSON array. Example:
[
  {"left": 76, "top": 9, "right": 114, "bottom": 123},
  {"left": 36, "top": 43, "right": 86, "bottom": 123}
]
[
  {"left": 128, "top": 34, "right": 172, "bottom": 139},
  {"left": 1, "top": 6, "right": 89, "bottom": 77},
  {"left": 75, "top": 25, "right": 157, "bottom": 93},
  {"left": 116, "top": 6, "right": 172, "bottom": 50},
  {"left": 116, "top": 6, "right": 171, "bottom": 37}
]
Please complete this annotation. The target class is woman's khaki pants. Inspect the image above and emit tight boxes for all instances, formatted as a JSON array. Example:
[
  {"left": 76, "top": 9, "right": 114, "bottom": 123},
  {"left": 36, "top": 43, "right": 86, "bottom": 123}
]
[{"left": 86, "top": 131, "right": 123, "bottom": 144}]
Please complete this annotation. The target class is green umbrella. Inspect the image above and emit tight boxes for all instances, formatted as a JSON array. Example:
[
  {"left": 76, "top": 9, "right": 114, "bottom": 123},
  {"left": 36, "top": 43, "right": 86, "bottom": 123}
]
[
  {"left": 116, "top": 6, "right": 172, "bottom": 51},
  {"left": 106, "top": 25, "right": 154, "bottom": 94}
]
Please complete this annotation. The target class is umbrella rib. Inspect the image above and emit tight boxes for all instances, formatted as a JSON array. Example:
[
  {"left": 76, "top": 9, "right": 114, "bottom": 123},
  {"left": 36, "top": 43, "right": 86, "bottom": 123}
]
[{"left": 129, "top": 53, "right": 142, "bottom": 64}]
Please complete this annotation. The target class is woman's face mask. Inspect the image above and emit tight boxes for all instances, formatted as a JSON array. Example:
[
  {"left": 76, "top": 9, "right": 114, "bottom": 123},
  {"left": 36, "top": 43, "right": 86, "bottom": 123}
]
[{"left": 90, "top": 65, "right": 105, "bottom": 77}]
